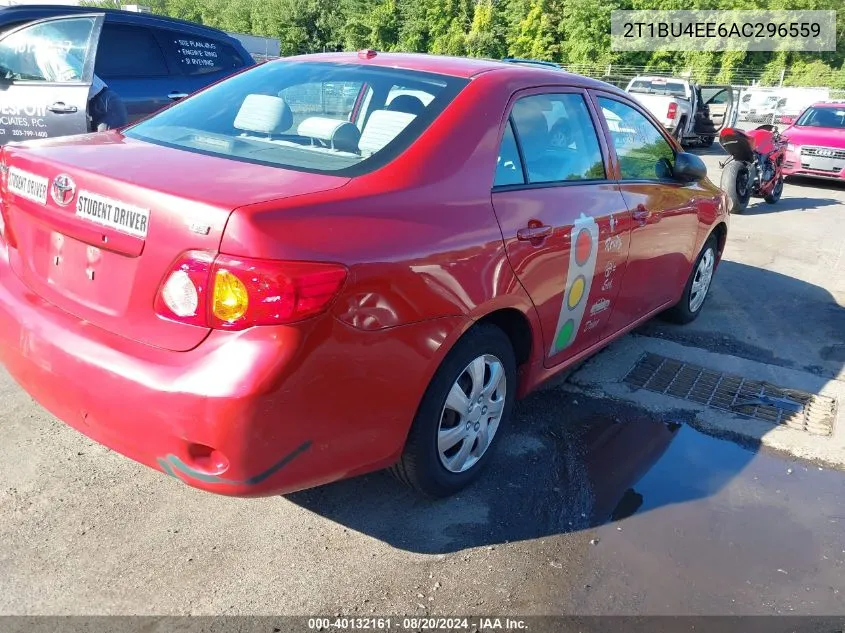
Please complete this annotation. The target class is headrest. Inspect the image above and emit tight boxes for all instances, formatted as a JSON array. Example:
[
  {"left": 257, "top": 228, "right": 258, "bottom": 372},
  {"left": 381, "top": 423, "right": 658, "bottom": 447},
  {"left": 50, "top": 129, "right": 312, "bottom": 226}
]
[
  {"left": 234, "top": 94, "right": 293, "bottom": 136},
  {"left": 359, "top": 110, "right": 416, "bottom": 155},
  {"left": 297, "top": 117, "right": 361, "bottom": 153},
  {"left": 387, "top": 95, "right": 427, "bottom": 115}
]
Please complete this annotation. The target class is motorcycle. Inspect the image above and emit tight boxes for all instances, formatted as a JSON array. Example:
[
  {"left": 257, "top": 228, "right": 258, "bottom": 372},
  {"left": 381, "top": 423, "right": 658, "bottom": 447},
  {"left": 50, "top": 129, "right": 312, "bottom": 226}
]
[{"left": 718, "top": 124, "right": 786, "bottom": 213}]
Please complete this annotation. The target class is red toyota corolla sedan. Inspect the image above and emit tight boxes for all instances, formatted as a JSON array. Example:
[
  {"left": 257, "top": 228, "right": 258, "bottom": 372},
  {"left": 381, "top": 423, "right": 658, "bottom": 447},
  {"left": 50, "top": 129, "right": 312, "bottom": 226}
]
[{"left": 0, "top": 52, "right": 728, "bottom": 498}]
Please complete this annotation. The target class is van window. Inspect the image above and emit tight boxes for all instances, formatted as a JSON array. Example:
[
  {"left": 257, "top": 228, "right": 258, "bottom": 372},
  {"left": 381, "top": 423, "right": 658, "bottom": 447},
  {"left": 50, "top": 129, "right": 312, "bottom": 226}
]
[
  {"left": 95, "top": 24, "right": 168, "bottom": 78},
  {"left": 0, "top": 16, "right": 97, "bottom": 82},
  {"left": 160, "top": 33, "right": 244, "bottom": 76}
]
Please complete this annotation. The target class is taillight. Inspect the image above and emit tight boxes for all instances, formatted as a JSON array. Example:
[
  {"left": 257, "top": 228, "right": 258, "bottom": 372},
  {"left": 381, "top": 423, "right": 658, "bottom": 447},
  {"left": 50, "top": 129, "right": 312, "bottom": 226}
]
[
  {"left": 154, "top": 251, "right": 214, "bottom": 327},
  {"left": 667, "top": 102, "right": 678, "bottom": 120},
  {"left": 155, "top": 252, "right": 347, "bottom": 331}
]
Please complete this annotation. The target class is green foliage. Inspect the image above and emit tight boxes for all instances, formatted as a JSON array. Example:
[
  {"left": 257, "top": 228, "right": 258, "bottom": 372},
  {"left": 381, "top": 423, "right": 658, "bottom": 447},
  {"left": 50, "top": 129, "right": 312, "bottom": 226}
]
[{"left": 81, "top": 0, "right": 843, "bottom": 85}]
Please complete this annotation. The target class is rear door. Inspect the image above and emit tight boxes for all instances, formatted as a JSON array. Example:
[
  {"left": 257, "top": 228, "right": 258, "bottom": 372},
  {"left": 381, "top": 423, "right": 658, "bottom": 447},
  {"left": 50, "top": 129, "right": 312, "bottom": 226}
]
[
  {"left": 0, "top": 13, "right": 103, "bottom": 144},
  {"left": 491, "top": 89, "right": 632, "bottom": 367},
  {"left": 93, "top": 21, "right": 173, "bottom": 121}
]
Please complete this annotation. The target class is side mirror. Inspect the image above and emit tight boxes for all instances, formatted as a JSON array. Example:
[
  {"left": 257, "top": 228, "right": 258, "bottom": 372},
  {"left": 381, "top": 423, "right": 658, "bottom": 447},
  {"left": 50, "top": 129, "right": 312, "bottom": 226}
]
[{"left": 673, "top": 152, "right": 707, "bottom": 182}]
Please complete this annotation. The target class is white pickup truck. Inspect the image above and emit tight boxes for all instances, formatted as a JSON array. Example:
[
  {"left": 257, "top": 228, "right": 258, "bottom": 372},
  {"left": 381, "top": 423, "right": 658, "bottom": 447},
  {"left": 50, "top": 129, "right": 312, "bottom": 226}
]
[{"left": 624, "top": 76, "right": 736, "bottom": 147}]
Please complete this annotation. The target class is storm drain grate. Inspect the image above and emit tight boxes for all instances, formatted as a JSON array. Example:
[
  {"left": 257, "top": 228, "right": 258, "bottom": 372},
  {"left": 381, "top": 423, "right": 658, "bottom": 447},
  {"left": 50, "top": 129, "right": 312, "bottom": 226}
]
[{"left": 624, "top": 353, "right": 837, "bottom": 437}]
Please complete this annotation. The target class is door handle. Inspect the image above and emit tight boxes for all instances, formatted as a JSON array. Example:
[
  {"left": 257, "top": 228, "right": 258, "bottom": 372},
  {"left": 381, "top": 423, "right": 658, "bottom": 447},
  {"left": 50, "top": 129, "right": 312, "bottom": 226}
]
[
  {"left": 517, "top": 224, "right": 553, "bottom": 241},
  {"left": 47, "top": 102, "right": 78, "bottom": 114},
  {"left": 167, "top": 91, "right": 189, "bottom": 100}
]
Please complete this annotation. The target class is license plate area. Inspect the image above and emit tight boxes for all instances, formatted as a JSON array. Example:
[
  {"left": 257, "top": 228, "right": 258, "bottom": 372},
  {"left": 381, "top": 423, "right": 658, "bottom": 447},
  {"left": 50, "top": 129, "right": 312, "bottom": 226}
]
[
  {"left": 26, "top": 227, "right": 134, "bottom": 313},
  {"left": 803, "top": 157, "right": 845, "bottom": 172}
]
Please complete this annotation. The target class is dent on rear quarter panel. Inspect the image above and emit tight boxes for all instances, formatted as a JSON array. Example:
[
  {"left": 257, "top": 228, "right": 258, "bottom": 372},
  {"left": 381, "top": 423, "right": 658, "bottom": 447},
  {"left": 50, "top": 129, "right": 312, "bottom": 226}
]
[{"left": 219, "top": 74, "right": 538, "bottom": 332}]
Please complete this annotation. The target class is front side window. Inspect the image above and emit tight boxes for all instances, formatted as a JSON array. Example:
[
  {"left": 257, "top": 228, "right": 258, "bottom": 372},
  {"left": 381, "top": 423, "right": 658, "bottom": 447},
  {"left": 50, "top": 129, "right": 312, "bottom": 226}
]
[
  {"left": 599, "top": 97, "right": 675, "bottom": 181},
  {"left": 126, "top": 61, "right": 467, "bottom": 175},
  {"left": 0, "top": 17, "right": 97, "bottom": 83},
  {"left": 509, "top": 93, "right": 605, "bottom": 184}
]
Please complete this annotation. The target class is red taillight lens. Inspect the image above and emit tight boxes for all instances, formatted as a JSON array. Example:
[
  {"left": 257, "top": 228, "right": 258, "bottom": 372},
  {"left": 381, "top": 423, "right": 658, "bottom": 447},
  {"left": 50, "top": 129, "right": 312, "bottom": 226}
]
[
  {"left": 667, "top": 102, "right": 678, "bottom": 120},
  {"left": 210, "top": 255, "right": 347, "bottom": 330},
  {"left": 155, "top": 252, "right": 347, "bottom": 331}
]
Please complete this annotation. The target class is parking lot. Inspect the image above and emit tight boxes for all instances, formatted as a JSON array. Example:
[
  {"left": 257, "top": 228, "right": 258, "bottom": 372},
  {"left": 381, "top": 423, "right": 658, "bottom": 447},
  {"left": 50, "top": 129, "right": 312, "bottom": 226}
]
[{"left": 1, "top": 144, "right": 844, "bottom": 616}]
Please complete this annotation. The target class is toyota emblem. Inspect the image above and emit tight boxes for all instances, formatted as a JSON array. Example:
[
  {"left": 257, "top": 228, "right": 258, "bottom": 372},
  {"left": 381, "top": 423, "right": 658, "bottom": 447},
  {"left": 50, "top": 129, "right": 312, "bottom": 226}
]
[{"left": 51, "top": 174, "right": 76, "bottom": 207}]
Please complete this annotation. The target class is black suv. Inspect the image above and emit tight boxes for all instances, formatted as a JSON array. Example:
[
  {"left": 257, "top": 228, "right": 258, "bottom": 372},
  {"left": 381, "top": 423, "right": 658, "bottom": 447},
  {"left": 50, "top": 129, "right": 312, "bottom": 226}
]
[{"left": 0, "top": 5, "right": 253, "bottom": 144}]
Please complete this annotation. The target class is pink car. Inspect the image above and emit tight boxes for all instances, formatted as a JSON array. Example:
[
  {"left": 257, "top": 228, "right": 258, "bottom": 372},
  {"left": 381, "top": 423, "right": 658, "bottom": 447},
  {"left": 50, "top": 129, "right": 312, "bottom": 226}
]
[{"left": 781, "top": 102, "right": 845, "bottom": 181}]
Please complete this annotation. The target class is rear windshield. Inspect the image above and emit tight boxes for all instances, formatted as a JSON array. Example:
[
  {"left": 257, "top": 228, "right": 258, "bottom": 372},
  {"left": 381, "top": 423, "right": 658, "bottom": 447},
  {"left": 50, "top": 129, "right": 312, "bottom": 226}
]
[
  {"left": 627, "top": 79, "right": 687, "bottom": 98},
  {"left": 795, "top": 106, "right": 845, "bottom": 129},
  {"left": 125, "top": 61, "right": 467, "bottom": 176}
]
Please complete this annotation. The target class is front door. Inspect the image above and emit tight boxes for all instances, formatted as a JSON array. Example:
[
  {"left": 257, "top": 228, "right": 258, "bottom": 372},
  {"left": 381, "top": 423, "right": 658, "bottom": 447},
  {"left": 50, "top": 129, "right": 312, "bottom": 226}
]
[
  {"left": 593, "top": 94, "right": 702, "bottom": 334},
  {"left": 0, "top": 14, "right": 104, "bottom": 145},
  {"left": 491, "top": 89, "right": 632, "bottom": 368},
  {"left": 701, "top": 86, "right": 735, "bottom": 131}
]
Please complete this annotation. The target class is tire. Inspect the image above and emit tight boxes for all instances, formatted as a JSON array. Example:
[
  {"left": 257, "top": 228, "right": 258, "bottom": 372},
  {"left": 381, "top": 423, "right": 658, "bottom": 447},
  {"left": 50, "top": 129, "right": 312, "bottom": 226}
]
[
  {"left": 673, "top": 117, "right": 687, "bottom": 144},
  {"left": 390, "top": 323, "right": 517, "bottom": 497},
  {"left": 663, "top": 235, "right": 718, "bottom": 325},
  {"left": 89, "top": 88, "right": 128, "bottom": 132},
  {"left": 764, "top": 174, "right": 784, "bottom": 204},
  {"left": 700, "top": 135, "right": 715, "bottom": 148},
  {"left": 720, "top": 161, "right": 751, "bottom": 213}
]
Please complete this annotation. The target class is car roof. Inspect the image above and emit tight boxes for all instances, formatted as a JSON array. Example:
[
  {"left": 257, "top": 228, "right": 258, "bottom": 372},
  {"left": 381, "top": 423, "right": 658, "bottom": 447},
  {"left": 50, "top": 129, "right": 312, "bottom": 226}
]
[
  {"left": 0, "top": 4, "right": 234, "bottom": 38},
  {"left": 811, "top": 101, "right": 845, "bottom": 109},
  {"left": 279, "top": 51, "right": 623, "bottom": 91}
]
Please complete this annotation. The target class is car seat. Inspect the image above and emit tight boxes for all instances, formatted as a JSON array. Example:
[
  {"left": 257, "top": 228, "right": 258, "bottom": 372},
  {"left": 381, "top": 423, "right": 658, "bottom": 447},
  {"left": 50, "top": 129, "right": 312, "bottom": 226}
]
[
  {"left": 386, "top": 95, "right": 427, "bottom": 115},
  {"left": 233, "top": 94, "right": 293, "bottom": 138}
]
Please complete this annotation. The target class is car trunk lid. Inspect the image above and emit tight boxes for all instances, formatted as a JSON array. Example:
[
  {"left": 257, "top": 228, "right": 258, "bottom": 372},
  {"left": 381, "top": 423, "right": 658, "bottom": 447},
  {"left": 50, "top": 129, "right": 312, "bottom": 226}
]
[{"left": 1, "top": 135, "right": 350, "bottom": 351}]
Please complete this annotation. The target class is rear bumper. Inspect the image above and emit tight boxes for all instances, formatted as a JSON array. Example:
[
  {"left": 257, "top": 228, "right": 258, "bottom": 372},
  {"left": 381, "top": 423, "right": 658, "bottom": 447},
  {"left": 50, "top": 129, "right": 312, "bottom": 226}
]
[{"left": 0, "top": 242, "right": 463, "bottom": 496}]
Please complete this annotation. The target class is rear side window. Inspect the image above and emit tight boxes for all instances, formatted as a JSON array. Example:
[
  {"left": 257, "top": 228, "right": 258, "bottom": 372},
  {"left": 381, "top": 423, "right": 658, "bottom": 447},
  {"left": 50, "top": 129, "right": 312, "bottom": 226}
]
[
  {"left": 160, "top": 33, "right": 244, "bottom": 76},
  {"left": 494, "top": 120, "right": 524, "bottom": 186},
  {"left": 508, "top": 93, "right": 605, "bottom": 184},
  {"left": 125, "top": 61, "right": 467, "bottom": 176},
  {"left": 598, "top": 97, "right": 675, "bottom": 181},
  {"left": 95, "top": 24, "right": 168, "bottom": 78}
]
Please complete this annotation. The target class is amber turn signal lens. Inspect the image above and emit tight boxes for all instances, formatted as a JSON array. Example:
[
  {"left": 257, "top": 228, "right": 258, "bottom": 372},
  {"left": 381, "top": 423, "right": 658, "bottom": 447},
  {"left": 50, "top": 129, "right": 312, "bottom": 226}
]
[{"left": 212, "top": 269, "right": 249, "bottom": 322}]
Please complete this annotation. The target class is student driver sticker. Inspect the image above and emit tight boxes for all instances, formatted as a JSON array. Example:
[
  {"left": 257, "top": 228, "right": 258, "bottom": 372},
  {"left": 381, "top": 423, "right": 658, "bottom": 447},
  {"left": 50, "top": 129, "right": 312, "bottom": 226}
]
[
  {"left": 75, "top": 190, "right": 150, "bottom": 239},
  {"left": 8, "top": 167, "right": 49, "bottom": 205}
]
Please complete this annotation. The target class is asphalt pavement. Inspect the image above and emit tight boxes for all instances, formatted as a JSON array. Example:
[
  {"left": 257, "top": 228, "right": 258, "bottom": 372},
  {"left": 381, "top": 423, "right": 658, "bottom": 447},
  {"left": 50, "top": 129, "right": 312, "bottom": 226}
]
[{"left": 1, "top": 146, "right": 844, "bottom": 616}]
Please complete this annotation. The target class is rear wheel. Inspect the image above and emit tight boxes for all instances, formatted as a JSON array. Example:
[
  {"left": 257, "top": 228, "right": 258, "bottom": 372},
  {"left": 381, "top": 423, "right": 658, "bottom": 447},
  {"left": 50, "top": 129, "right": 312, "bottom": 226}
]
[
  {"left": 764, "top": 175, "right": 784, "bottom": 204},
  {"left": 390, "top": 324, "right": 516, "bottom": 497},
  {"left": 663, "top": 235, "right": 718, "bottom": 324},
  {"left": 673, "top": 117, "right": 687, "bottom": 144},
  {"left": 700, "top": 135, "right": 715, "bottom": 148},
  {"left": 720, "top": 161, "right": 751, "bottom": 213}
]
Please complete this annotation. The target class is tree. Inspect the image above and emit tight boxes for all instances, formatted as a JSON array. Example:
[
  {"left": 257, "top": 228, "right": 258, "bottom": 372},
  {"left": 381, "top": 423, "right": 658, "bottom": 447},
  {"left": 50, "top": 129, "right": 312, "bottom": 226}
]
[{"left": 465, "top": 0, "right": 506, "bottom": 58}]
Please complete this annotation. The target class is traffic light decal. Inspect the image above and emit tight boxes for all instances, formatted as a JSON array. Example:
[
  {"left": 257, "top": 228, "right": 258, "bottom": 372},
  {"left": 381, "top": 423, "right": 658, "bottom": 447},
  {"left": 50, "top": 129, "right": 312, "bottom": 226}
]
[{"left": 550, "top": 213, "right": 599, "bottom": 355}]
